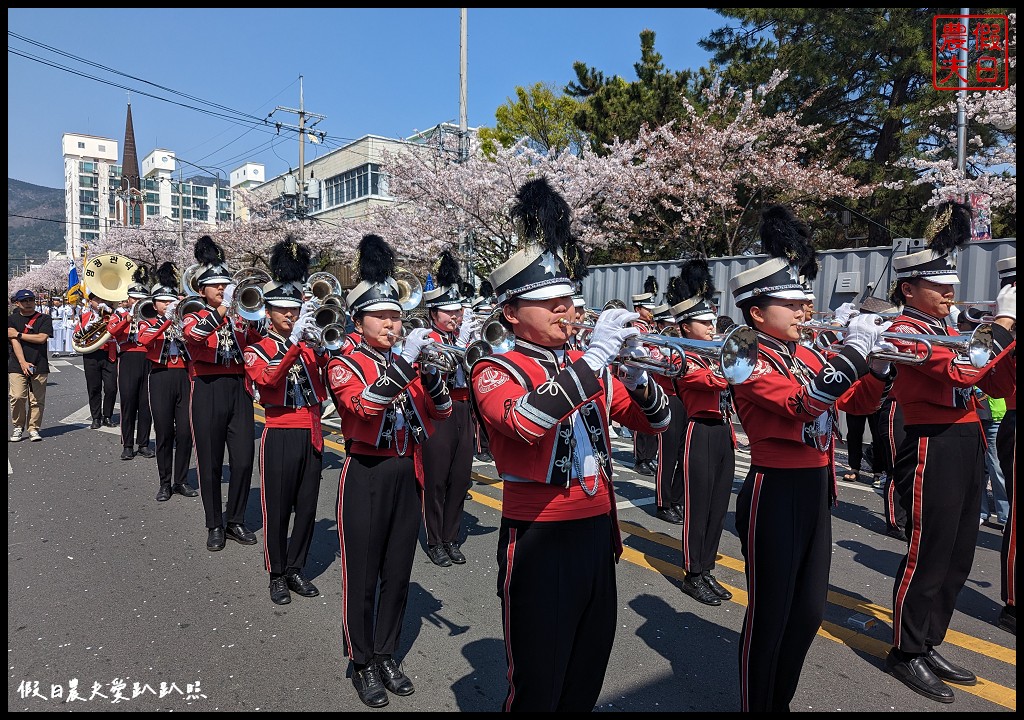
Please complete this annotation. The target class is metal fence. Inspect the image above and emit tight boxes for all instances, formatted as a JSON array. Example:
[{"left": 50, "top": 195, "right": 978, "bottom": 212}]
[{"left": 581, "top": 238, "right": 1016, "bottom": 322}]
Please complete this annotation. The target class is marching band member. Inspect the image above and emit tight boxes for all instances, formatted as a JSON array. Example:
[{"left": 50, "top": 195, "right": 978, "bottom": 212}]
[
  {"left": 470, "top": 280, "right": 495, "bottom": 462},
  {"left": 182, "top": 235, "right": 262, "bottom": 553},
  {"left": 107, "top": 267, "right": 154, "bottom": 460},
  {"left": 419, "top": 250, "right": 476, "bottom": 567},
  {"left": 994, "top": 255, "right": 1016, "bottom": 635},
  {"left": 327, "top": 234, "right": 452, "bottom": 708},
  {"left": 77, "top": 293, "right": 118, "bottom": 429},
  {"left": 669, "top": 259, "right": 737, "bottom": 605},
  {"left": 729, "top": 204, "right": 894, "bottom": 712},
  {"left": 629, "top": 276, "right": 660, "bottom": 476},
  {"left": 137, "top": 262, "right": 197, "bottom": 502},
  {"left": 650, "top": 285, "right": 686, "bottom": 526},
  {"left": 470, "top": 178, "right": 671, "bottom": 712},
  {"left": 883, "top": 202, "right": 1017, "bottom": 703},
  {"left": 243, "top": 237, "right": 329, "bottom": 606}
]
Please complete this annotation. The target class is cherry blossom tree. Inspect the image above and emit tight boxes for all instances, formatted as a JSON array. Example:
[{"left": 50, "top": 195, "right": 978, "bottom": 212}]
[{"left": 9, "top": 258, "right": 69, "bottom": 297}]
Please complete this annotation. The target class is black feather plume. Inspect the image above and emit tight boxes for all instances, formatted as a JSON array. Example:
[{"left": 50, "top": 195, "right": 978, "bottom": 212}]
[
  {"left": 643, "top": 275, "right": 658, "bottom": 296},
  {"left": 270, "top": 235, "right": 311, "bottom": 283},
  {"left": 156, "top": 262, "right": 178, "bottom": 288},
  {"left": 460, "top": 281, "right": 475, "bottom": 297},
  {"left": 434, "top": 250, "right": 462, "bottom": 288},
  {"left": 677, "top": 258, "right": 715, "bottom": 301},
  {"left": 926, "top": 200, "right": 973, "bottom": 256},
  {"left": 132, "top": 265, "right": 151, "bottom": 285},
  {"left": 355, "top": 234, "right": 395, "bottom": 284},
  {"left": 664, "top": 275, "right": 685, "bottom": 306},
  {"left": 510, "top": 177, "right": 589, "bottom": 282},
  {"left": 479, "top": 280, "right": 494, "bottom": 297},
  {"left": 759, "top": 204, "right": 818, "bottom": 281},
  {"left": 193, "top": 234, "right": 225, "bottom": 264}
]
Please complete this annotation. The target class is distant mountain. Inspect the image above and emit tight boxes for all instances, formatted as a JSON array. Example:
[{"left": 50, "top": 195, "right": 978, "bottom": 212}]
[{"left": 8, "top": 178, "right": 65, "bottom": 277}]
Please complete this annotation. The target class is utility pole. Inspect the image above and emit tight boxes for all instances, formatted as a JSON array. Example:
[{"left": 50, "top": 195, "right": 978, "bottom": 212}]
[
  {"left": 271, "top": 76, "right": 326, "bottom": 218},
  {"left": 458, "top": 8, "right": 474, "bottom": 285},
  {"left": 956, "top": 8, "right": 970, "bottom": 177}
]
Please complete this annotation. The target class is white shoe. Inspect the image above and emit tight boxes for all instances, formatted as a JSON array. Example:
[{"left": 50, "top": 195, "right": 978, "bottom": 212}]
[
  {"left": 10, "top": 427, "right": 24, "bottom": 442},
  {"left": 29, "top": 430, "right": 42, "bottom": 442}
]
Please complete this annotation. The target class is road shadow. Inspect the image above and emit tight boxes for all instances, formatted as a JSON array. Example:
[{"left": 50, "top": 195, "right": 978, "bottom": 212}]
[{"left": 451, "top": 637, "right": 507, "bottom": 712}]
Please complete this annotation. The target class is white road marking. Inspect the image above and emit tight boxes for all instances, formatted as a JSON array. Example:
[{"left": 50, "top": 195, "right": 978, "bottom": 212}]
[{"left": 60, "top": 402, "right": 122, "bottom": 436}]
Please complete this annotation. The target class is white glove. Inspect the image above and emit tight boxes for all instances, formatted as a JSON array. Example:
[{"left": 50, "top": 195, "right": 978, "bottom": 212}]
[
  {"left": 843, "top": 313, "right": 890, "bottom": 359},
  {"left": 947, "top": 304, "right": 961, "bottom": 326},
  {"left": 833, "top": 302, "right": 860, "bottom": 327},
  {"left": 583, "top": 308, "right": 640, "bottom": 373},
  {"left": 289, "top": 313, "right": 316, "bottom": 345},
  {"left": 222, "top": 283, "right": 237, "bottom": 307},
  {"left": 868, "top": 340, "right": 897, "bottom": 376},
  {"left": 995, "top": 283, "right": 1016, "bottom": 321},
  {"left": 97, "top": 303, "right": 113, "bottom": 314},
  {"left": 163, "top": 299, "right": 180, "bottom": 323},
  {"left": 616, "top": 341, "right": 649, "bottom": 390},
  {"left": 399, "top": 327, "right": 432, "bottom": 364},
  {"left": 457, "top": 314, "right": 481, "bottom": 347}
]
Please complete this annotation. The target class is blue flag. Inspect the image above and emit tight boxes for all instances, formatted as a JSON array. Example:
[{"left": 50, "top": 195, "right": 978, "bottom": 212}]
[
  {"left": 67, "top": 262, "right": 83, "bottom": 303},
  {"left": 424, "top": 272, "right": 435, "bottom": 291}
]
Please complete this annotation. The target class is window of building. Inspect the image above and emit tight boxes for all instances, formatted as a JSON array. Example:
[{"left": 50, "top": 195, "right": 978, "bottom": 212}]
[
  {"left": 98, "top": 145, "right": 105, "bottom": 152},
  {"left": 80, "top": 218, "right": 99, "bottom": 230},
  {"left": 78, "top": 142, "right": 86, "bottom": 149},
  {"left": 80, "top": 176, "right": 95, "bottom": 188},
  {"left": 79, "top": 161, "right": 96, "bottom": 174},
  {"left": 80, "top": 204, "right": 99, "bottom": 217},
  {"left": 322, "top": 163, "right": 385, "bottom": 208},
  {"left": 146, "top": 205, "right": 160, "bottom": 217}
]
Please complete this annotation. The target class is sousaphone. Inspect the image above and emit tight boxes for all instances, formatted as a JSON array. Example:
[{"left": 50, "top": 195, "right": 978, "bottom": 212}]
[{"left": 73, "top": 253, "right": 137, "bottom": 354}]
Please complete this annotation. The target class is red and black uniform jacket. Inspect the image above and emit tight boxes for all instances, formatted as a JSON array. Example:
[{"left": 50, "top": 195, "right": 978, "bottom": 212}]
[
  {"left": 732, "top": 333, "right": 892, "bottom": 474},
  {"left": 75, "top": 309, "right": 117, "bottom": 361},
  {"left": 181, "top": 304, "right": 262, "bottom": 379},
  {"left": 243, "top": 331, "right": 330, "bottom": 452},
  {"left": 887, "top": 307, "right": 1016, "bottom": 425},
  {"left": 327, "top": 343, "right": 452, "bottom": 467},
  {"left": 137, "top": 316, "right": 189, "bottom": 370},
  {"left": 672, "top": 351, "right": 736, "bottom": 445},
  {"left": 470, "top": 339, "right": 671, "bottom": 527},
  {"left": 107, "top": 309, "right": 146, "bottom": 355},
  {"left": 426, "top": 326, "right": 470, "bottom": 402}
]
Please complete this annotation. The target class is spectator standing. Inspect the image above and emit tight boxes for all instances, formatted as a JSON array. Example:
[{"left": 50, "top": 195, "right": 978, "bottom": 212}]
[{"left": 8, "top": 289, "right": 53, "bottom": 442}]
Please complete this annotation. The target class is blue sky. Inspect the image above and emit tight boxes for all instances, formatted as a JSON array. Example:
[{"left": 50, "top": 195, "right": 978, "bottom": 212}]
[{"left": 7, "top": 8, "right": 725, "bottom": 189}]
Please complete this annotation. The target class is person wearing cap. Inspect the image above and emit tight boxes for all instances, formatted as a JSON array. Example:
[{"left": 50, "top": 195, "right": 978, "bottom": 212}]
[
  {"left": 107, "top": 266, "right": 155, "bottom": 461},
  {"left": 993, "top": 255, "right": 1016, "bottom": 635},
  {"left": 326, "top": 234, "right": 453, "bottom": 708},
  {"left": 470, "top": 178, "right": 671, "bottom": 712},
  {"left": 137, "top": 262, "right": 197, "bottom": 503},
  {"left": 8, "top": 288, "right": 53, "bottom": 442},
  {"left": 728, "top": 204, "right": 895, "bottom": 711},
  {"left": 243, "top": 238, "right": 329, "bottom": 606},
  {"left": 418, "top": 250, "right": 476, "bottom": 568},
  {"left": 667, "top": 259, "right": 740, "bottom": 606},
  {"left": 566, "top": 288, "right": 590, "bottom": 351},
  {"left": 181, "top": 235, "right": 263, "bottom": 553},
  {"left": 76, "top": 293, "right": 119, "bottom": 429},
  {"left": 881, "top": 201, "right": 1017, "bottom": 702}
]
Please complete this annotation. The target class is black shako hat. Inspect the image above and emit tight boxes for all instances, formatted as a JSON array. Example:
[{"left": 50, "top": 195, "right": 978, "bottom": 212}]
[
  {"left": 893, "top": 200, "right": 972, "bottom": 286},
  {"left": 128, "top": 264, "right": 152, "bottom": 299},
  {"left": 263, "top": 235, "right": 310, "bottom": 308},
  {"left": 346, "top": 234, "right": 402, "bottom": 314},
  {"left": 671, "top": 258, "right": 717, "bottom": 322},
  {"left": 423, "top": 250, "right": 464, "bottom": 311},
  {"left": 150, "top": 262, "right": 179, "bottom": 301},
  {"left": 487, "top": 177, "right": 587, "bottom": 305},
  {"left": 193, "top": 235, "right": 232, "bottom": 286},
  {"left": 730, "top": 204, "right": 815, "bottom": 306},
  {"left": 997, "top": 255, "right": 1016, "bottom": 286}
]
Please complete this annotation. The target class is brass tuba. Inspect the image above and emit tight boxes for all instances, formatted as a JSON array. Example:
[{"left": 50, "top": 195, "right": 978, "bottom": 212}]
[
  {"left": 72, "top": 253, "right": 137, "bottom": 354},
  {"left": 394, "top": 268, "right": 423, "bottom": 312}
]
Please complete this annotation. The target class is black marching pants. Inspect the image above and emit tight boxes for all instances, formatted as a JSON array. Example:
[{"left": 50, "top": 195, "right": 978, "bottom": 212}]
[
  {"left": 634, "top": 430, "right": 658, "bottom": 464},
  {"left": 678, "top": 418, "right": 735, "bottom": 574},
  {"left": 891, "top": 422, "right": 985, "bottom": 654},
  {"left": 735, "top": 465, "right": 831, "bottom": 712},
  {"left": 83, "top": 350, "right": 117, "bottom": 421},
  {"left": 149, "top": 367, "right": 191, "bottom": 487},
  {"left": 496, "top": 513, "right": 617, "bottom": 712},
  {"left": 996, "top": 410, "right": 1016, "bottom": 608},
  {"left": 876, "top": 398, "right": 907, "bottom": 532},
  {"left": 421, "top": 399, "right": 474, "bottom": 547},
  {"left": 117, "top": 351, "right": 152, "bottom": 447},
  {"left": 337, "top": 453, "right": 420, "bottom": 666},
  {"left": 259, "top": 427, "right": 322, "bottom": 576},
  {"left": 655, "top": 395, "right": 685, "bottom": 508},
  {"left": 190, "top": 374, "right": 254, "bottom": 530}
]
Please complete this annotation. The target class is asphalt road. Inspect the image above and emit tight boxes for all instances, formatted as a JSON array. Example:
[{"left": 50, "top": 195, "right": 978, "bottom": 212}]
[{"left": 7, "top": 355, "right": 1016, "bottom": 712}]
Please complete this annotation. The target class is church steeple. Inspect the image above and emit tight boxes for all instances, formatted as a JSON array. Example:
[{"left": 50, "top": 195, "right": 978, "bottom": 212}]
[{"left": 121, "top": 102, "right": 141, "bottom": 192}]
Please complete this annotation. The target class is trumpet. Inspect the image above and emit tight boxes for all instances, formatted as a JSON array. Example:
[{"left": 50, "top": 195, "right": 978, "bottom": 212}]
[
  {"left": 228, "top": 270, "right": 271, "bottom": 323},
  {"left": 306, "top": 272, "right": 343, "bottom": 303},
  {"left": 419, "top": 342, "right": 468, "bottom": 374},
  {"left": 824, "top": 324, "right": 995, "bottom": 368}
]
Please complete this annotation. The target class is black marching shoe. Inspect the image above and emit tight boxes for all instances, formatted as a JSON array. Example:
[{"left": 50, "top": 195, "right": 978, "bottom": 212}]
[
  {"left": 269, "top": 575, "right": 291, "bottom": 605},
  {"left": 681, "top": 573, "right": 721, "bottom": 606},
  {"left": 225, "top": 523, "right": 257, "bottom": 545},
  {"left": 923, "top": 647, "right": 977, "bottom": 685},
  {"left": 377, "top": 656, "right": 415, "bottom": 696},
  {"left": 102, "top": 417, "right": 116, "bottom": 427},
  {"left": 172, "top": 482, "right": 199, "bottom": 497},
  {"left": 443, "top": 542, "right": 466, "bottom": 564},
  {"left": 997, "top": 604, "right": 1016, "bottom": 635},
  {"left": 885, "top": 649, "right": 954, "bottom": 703},
  {"left": 136, "top": 444, "right": 155, "bottom": 458},
  {"left": 656, "top": 506, "right": 684, "bottom": 525},
  {"left": 155, "top": 484, "right": 172, "bottom": 502},
  {"left": 886, "top": 526, "right": 909, "bottom": 542},
  {"left": 634, "top": 460, "right": 655, "bottom": 476},
  {"left": 427, "top": 544, "right": 452, "bottom": 567},
  {"left": 352, "top": 664, "right": 389, "bottom": 708},
  {"left": 120, "top": 446, "right": 136, "bottom": 461},
  {"left": 89, "top": 418, "right": 101, "bottom": 429},
  {"left": 285, "top": 570, "right": 319, "bottom": 597},
  {"left": 702, "top": 572, "right": 733, "bottom": 600},
  {"left": 207, "top": 527, "right": 226, "bottom": 552}
]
